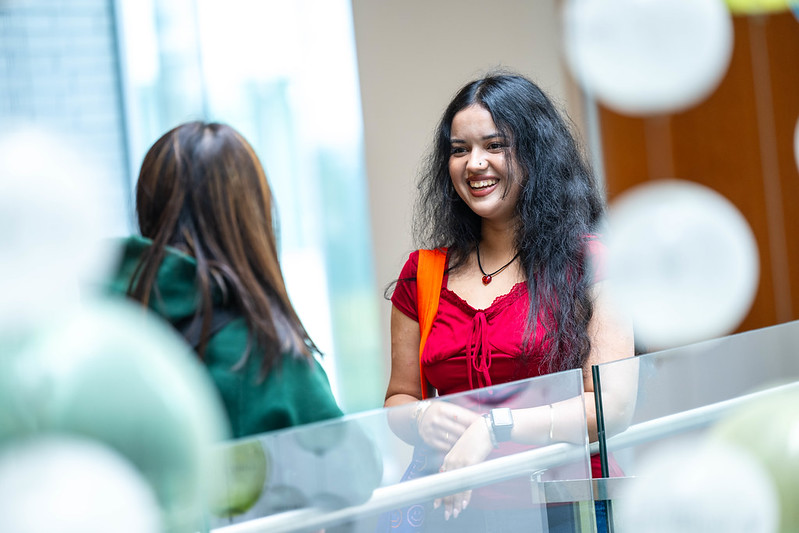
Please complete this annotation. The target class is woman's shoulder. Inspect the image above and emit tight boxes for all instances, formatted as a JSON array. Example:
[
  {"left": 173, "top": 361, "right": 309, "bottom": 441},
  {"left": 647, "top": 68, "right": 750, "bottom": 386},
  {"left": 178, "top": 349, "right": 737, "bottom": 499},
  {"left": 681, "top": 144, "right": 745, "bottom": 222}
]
[
  {"left": 403, "top": 249, "right": 421, "bottom": 272},
  {"left": 403, "top": 250, "right": 421, "bottom": 272},
  {"left": 400, "top": 247, "right": 448, "bottom": 274},
  {"left": 396, "top": 249, "right": 422, "bottom": 281},
  {"left": 583, "top": 234, "right": 607, "bottom": 283},
  {"left": 583, "top": 233, "right": 605, "bottom": 254}
]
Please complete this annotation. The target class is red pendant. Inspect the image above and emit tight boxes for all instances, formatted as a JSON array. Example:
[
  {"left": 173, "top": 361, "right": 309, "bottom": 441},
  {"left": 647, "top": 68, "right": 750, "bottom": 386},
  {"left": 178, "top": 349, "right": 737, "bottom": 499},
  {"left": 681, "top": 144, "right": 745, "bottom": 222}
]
[{"left": 482, "top": 275, "right": 492, "bottom": 285}]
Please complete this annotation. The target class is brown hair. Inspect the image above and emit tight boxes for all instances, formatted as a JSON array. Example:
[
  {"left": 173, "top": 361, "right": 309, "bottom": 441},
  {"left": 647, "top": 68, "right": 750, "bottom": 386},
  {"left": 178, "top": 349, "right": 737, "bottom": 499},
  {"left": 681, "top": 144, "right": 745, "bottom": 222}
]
[{"left": 129, "top": 121, "right": 316, "bottom": 376}]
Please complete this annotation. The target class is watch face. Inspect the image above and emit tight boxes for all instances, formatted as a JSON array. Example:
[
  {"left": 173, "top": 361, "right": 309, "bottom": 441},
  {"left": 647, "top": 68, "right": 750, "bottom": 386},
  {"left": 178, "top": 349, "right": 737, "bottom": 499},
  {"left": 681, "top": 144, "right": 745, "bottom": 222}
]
[{"left": 491, "top": 407, "right": 513, "bottom": 427}]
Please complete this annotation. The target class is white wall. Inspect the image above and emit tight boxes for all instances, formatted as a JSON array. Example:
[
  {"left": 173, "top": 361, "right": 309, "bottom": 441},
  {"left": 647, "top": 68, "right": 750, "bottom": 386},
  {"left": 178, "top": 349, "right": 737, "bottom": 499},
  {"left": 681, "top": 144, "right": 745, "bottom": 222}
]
[{"left": 351, "top": 0, "right": 580, "bottom": 392}]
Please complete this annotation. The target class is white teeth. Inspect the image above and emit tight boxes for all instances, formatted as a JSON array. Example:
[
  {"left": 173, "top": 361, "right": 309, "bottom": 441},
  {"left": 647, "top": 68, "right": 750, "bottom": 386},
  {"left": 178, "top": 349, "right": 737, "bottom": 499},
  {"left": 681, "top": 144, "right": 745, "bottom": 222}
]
[{"left": 470, "top": 179, "right": 498, "bottom": 189}]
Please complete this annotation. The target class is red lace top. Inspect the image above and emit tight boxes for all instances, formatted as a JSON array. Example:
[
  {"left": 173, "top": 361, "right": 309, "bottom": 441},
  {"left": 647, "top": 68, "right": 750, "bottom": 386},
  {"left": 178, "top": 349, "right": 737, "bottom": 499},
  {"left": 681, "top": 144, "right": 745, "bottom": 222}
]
[
  {"left": 391, "top": 239, "right": 616, "bottom": 484},
  {"left": 391, "top": 239, "right": 607, "bottom": 396}
]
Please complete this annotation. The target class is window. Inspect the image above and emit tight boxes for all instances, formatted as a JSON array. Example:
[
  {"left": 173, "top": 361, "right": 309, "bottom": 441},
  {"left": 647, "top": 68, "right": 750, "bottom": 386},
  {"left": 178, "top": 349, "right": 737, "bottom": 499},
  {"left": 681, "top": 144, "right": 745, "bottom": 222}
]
[{"left": 116, "top": 0, "right": 382, "bottom": 412}]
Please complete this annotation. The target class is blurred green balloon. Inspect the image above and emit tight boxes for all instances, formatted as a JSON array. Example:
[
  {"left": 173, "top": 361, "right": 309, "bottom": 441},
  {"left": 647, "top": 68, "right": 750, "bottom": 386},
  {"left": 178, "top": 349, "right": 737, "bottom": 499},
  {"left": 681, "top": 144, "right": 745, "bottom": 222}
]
[
  {"left": 209, "top": 439, "right": 269, "bottom": 517},
  {"left": 0, "top": 298, "right": 230, "bottom": 533},
  {"left": 712, "top": 387, "right": 799, "bottom": 532},
  {"left": 725, "top": 0, "right": 791, "bottom": 13}
]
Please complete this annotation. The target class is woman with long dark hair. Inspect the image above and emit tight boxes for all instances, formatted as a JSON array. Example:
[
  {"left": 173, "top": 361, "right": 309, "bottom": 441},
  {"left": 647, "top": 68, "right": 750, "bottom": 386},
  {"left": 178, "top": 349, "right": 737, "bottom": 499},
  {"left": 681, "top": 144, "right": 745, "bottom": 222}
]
[
  {"left": 384, "top": 73, "right": 635, "bottom": 531},
  {"left": 109, "top": 121, "right": 342, "bottom": 437}
]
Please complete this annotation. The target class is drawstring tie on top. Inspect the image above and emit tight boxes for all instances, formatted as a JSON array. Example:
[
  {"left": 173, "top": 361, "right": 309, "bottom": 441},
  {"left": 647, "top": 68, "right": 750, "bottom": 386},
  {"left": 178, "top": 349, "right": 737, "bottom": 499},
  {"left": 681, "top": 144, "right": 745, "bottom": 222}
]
[{"left": 467, "top": 310, "right": 493, "bottom": 390}]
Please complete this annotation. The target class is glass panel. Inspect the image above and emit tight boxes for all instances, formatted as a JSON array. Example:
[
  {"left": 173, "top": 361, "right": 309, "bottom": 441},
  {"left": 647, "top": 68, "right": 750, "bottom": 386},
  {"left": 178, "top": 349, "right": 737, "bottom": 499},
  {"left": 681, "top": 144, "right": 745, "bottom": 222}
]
[
  {"left": 207, "top": 369, "right": 596, "bottom": 533},
  {"left": 594, "top": 320, "right": 799, "bottom": 531}
]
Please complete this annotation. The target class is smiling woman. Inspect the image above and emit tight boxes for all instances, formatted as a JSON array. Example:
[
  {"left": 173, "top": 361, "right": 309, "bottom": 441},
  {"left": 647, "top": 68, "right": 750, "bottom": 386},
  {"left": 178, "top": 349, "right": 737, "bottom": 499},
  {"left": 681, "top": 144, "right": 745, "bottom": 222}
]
[{"left": 383, "top": 72, "right": 636, "bottom": 532}]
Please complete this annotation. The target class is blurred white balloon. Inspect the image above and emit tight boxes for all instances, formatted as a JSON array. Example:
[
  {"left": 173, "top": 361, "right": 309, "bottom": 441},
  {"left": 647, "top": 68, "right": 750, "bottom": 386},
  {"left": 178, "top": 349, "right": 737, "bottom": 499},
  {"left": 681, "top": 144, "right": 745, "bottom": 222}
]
[
  {"left": 606, "top": 179, "right": 759, "bottom": 349},
  {"left": 0, "top": 126, "right": 117, "bottom": 331},
  {"left": 0, "top": 436, "right": 161, "bottom": 533},
  {"left": 563, "top": 0, "right": 734, "bottom": 115},
  {"left": 615, "top": 437, "right": 779, "bottom": 533}
]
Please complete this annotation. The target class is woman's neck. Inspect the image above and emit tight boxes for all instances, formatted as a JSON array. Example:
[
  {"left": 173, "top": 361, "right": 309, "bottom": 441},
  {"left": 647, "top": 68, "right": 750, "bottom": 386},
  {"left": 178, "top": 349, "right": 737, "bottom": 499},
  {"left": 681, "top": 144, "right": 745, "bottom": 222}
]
[{"left": 479, "top": 221, "right": 518, "bottom": 258}]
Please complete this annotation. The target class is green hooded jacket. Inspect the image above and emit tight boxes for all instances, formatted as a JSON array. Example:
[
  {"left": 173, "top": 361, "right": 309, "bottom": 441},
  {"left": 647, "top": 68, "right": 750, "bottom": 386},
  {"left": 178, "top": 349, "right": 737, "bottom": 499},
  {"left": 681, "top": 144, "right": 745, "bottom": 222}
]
[{"left": 107, "top": 235, "right": 344, "bottom": 438}]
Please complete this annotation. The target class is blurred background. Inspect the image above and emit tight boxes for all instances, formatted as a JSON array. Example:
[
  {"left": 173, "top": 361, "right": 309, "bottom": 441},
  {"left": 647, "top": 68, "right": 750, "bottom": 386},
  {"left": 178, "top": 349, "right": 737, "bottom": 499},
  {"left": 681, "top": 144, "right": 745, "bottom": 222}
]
[{"left": 1, "top": 0, "right": 798, "bottom": 415}]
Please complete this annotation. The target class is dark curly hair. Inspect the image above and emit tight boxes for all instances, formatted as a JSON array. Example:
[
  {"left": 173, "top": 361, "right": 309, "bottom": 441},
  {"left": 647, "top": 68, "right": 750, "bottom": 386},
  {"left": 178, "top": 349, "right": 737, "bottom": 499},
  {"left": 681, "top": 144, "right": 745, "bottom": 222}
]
[{"left": 414, "top": 72, "right": 604, "bottom": 374}]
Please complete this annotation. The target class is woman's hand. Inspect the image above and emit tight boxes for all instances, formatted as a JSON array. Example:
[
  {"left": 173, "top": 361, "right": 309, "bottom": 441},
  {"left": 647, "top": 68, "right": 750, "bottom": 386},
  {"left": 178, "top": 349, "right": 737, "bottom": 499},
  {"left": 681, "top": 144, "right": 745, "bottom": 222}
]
[
  {"left": 434, "top": 416, "right": 495, "bottom": 520},
  {"left": 417, "top": 402, "right": 481, "bottom": 452}
]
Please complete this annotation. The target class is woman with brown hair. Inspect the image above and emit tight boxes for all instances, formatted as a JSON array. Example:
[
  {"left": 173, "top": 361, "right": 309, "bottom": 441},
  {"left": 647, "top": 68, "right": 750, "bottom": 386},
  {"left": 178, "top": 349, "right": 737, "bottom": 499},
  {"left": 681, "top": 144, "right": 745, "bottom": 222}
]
[{"left": 108, "top": 121, "right": 343, "bottom": 437}]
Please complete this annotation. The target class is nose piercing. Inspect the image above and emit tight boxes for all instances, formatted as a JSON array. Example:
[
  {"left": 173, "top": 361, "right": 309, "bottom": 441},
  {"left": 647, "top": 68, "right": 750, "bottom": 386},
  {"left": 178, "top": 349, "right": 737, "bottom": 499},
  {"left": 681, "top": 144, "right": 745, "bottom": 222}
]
[{"left": 477, "top": 160, "right": 485, "bottom": 167}]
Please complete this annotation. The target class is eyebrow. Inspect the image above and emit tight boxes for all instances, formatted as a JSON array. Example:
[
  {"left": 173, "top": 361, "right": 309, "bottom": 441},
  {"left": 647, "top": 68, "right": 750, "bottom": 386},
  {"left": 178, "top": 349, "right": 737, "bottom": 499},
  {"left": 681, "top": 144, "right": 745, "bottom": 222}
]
[{"left": 450, "top": 133, "right": 506, "bottom": 143}]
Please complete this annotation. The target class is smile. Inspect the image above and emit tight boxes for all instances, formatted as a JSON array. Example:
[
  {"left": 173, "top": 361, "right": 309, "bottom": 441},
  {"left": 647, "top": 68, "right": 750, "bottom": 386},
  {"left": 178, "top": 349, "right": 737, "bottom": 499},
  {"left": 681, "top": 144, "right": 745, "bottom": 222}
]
[{"left": 469, "top": 179, "right": 498, "bottom": 190}]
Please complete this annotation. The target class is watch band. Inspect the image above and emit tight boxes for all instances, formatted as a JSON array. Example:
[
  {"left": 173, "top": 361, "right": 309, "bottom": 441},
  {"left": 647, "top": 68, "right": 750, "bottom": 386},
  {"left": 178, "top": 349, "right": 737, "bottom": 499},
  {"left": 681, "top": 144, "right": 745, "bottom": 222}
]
[{"left": 482, "top": 414, "right": 499, "bottom": 448}]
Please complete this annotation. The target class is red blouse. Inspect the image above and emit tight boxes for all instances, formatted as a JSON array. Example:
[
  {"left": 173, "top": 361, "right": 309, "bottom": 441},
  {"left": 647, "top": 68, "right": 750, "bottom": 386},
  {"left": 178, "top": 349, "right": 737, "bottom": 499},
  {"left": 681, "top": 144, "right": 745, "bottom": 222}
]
[
  {"left": 391, "top": 240, "right": 616, "bottom": 484},
  {"left": 391, "top": 239, "right": 607, "bottom": 396},
  {"left": 391, "top": 238, "right": 622, "bottom": 484}
]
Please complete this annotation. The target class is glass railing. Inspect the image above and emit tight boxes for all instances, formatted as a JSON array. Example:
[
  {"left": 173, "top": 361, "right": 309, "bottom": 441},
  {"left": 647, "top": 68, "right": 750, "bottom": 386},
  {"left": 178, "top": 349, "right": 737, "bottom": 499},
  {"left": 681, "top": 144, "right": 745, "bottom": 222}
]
[
  {"left": 206, "top": 320, "right": 799, "bottom": 532},
  {"left": 207, "top": 368, "right": 596, "bottom": 533},
  {"left": 592, "top": 320, "right": 799, "bottom": 532}
]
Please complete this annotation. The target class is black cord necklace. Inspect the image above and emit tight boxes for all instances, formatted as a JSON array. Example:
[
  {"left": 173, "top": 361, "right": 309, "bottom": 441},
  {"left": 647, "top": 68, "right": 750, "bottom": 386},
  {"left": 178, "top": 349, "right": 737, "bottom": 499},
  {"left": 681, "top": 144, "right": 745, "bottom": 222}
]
[{"left": 476, "top": 244, "right": 519, "bottom": 285}]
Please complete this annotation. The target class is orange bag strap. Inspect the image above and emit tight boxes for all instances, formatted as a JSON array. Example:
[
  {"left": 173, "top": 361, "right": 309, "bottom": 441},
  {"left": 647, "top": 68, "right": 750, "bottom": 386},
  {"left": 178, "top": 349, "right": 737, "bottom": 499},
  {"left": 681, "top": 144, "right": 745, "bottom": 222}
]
[{"left": 416, "top": 248, "right": 447, "bottom": 399}]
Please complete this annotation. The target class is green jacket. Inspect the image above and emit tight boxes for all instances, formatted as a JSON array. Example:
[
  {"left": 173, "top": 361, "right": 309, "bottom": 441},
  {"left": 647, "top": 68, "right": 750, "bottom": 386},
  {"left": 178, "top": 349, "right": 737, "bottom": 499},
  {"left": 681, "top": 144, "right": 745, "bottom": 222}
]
[{"left": 107, "top": 235, "right": 344, "bottom": 438}]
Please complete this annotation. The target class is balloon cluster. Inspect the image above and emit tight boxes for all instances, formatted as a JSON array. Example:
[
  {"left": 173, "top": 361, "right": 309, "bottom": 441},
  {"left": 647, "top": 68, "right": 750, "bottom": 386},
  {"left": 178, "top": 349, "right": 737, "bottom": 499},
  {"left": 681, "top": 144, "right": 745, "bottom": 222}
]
[{"left": 562, "top": 1, "right": 768, "bottom": 348}]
